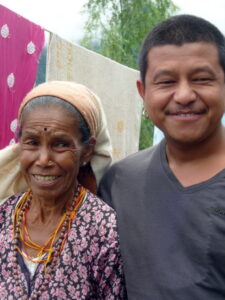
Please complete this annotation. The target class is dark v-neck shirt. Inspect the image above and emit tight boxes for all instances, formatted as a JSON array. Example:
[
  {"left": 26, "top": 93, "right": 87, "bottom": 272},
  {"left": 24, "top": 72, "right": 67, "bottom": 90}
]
[{"left": 99, "top": 139, "right": 225, "bottom": 300}]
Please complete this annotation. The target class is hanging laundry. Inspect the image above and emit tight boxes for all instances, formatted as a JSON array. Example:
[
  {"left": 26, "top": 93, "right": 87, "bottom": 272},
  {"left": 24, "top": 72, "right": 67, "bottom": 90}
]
[
  {"left": 0, "top": 5, "right": 45, "bottom": 148},
  {"left": 46, "top": 34, "right": 142, "bottom": 162}
]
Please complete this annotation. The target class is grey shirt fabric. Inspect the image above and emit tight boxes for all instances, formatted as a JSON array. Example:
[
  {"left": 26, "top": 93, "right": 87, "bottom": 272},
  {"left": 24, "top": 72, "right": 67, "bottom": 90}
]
[{"left": 98, "top": 139, "right": 225, "bottom": 300}]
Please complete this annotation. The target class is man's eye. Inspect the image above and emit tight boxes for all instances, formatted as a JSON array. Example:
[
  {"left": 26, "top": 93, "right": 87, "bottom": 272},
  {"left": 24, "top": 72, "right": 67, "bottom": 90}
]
[
  {"left": 156, "top": 80, "right": 175, "bottom": 85},
  {"left": 193, "top": 77, "right": 212, "bottom": 82}
]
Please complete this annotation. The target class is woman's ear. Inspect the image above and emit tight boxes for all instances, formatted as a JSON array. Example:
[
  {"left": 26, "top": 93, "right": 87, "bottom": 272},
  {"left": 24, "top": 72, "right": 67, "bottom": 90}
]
[
  {"left": 79, "top": 137, "right": 97, "bottom": 193},
  {"left": 81, "top": 137, "right": 96, "bottom": 164}
]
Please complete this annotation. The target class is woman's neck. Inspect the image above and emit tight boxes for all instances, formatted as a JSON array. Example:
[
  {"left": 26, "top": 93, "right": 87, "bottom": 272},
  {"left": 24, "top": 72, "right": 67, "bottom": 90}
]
[{"left": 28, "top": 190, "right": 74, "bottom": 224}]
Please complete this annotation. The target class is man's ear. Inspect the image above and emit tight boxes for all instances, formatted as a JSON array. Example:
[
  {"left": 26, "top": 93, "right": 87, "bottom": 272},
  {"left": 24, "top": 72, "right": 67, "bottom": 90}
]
[
  {"left": 136, "top": 79, "right": 145, "bottom": 100},
  {"left": 81, "top": 137, "right": 96, "bottom": 164}
]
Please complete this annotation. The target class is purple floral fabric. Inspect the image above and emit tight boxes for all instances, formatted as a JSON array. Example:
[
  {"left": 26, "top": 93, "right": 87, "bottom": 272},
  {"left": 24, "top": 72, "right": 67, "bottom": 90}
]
[{"left": 0, "top": 190, "right": 127, "bottom": 299}]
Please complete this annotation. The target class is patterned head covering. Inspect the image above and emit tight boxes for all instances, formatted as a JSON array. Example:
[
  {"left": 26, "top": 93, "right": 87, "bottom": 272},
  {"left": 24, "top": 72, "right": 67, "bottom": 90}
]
[
  {"left": 0, "top": 81, "right": 112, "bottom": 200},
  {"left": 19, "top": 81, "right": 100, "bottom": 137}
]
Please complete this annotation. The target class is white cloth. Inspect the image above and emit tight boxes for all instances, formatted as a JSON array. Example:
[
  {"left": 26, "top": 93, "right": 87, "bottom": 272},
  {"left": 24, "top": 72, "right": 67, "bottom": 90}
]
[
  {"left": 0, "top": 144, "right": 26, "bottom": 203},
  {"left": 23, "top": 254, "right": 39, "bottom": 278},
  {"left": 46, "top": 33, "right": 142, "bottom": 162}
]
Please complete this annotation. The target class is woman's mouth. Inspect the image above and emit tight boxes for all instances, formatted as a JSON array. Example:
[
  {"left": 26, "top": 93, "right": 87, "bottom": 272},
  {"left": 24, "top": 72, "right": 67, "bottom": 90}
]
[{"left": 33, "top": 174, "right": 60, "bottom": 183}]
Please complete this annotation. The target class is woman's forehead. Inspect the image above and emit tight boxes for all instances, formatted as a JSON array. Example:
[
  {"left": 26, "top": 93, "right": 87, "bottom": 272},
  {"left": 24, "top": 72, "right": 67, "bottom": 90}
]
[
  {"left": 23, "top": 103, "right": 76, "bottom": 121},
  {"left": 21, "top": 126, "right": 79, "bottom": 140},
  {"left": 22, "top": 106, "right": 80, "bottom": 135}
]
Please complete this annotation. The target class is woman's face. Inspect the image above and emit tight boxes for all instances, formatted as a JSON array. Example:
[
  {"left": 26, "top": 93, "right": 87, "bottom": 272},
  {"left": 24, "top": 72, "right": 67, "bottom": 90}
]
[{"left": 19, "top": 105, "right": 89, "bottom": 201}]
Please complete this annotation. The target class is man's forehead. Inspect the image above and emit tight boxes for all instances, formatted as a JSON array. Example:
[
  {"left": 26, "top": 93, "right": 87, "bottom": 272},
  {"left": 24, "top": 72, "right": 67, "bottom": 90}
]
[
  {"left": 148, "top": 42, "right": 218, "bottom": 55},
  {"left": 147, "top": 42, "right": 220, "bottom": 66}
]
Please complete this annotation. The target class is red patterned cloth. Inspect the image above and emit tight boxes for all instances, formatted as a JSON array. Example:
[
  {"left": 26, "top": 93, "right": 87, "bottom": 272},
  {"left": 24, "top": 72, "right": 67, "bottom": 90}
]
[{"left": 0, "top": 5, "right": 44, "bottom": 148}]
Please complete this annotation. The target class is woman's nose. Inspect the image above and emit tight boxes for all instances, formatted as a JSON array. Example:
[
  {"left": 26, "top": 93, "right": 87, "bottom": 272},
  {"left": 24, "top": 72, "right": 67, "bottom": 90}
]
[{"left": 36, "top": 147, "right": 53, "bottom": 167}]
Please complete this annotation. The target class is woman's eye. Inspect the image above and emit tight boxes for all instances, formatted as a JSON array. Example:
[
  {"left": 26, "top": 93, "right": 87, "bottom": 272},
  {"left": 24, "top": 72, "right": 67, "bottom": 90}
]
[
  {"left": 25, "top": 140, "right": 38, "bottom": 146},
  {"left": 57, "top": 143, "right": 68, "bottom": 147},
  {"left": 54, "top": 141, "right": 70, "bottom": 148}
]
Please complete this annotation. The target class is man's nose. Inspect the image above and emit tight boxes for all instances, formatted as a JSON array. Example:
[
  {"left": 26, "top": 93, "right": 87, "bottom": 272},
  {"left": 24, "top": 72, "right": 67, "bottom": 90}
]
[{"left": 173, "top": 81, "right": 197, "bottom": 106}]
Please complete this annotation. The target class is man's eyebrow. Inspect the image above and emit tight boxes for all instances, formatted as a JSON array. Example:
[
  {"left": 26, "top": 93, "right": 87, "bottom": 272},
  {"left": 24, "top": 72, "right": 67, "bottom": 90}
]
[
  {"left": 152, "top": 66, "right": 216, "bottom": 81},
  {"left": 192, "top": 66, "right": 215, "bottom": 75}
]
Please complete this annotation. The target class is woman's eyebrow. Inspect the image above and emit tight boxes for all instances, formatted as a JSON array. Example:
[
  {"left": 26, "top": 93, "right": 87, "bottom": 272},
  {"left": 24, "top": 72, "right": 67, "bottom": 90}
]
[
  {"left": 51, "top": 133, "right": 72, "bottom": 139},
  {"left": 22, "top": 130, "right": 39, "bottom": 137}
]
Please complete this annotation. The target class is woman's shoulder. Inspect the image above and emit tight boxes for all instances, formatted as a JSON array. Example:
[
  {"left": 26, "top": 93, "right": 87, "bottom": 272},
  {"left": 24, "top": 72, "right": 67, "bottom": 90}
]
[
  {"left": 85, "top": 190, "right": 116, "bottom": 212},
  {"left": 79, "top": 190, "right": 117, "bottom": 227},
  {"left": 0, "top": 193, "right": 21, "bottom": 207},
  {"left": 0, "top": 194, "right": 22, "bottom": 226}
]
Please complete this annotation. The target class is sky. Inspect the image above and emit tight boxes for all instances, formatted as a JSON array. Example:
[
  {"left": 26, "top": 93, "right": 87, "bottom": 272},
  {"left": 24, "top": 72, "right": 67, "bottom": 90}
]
[
  {"left": 1, "top": 0, "right": 225, "bottom": 43},
  {"left": 0, "top": 0, "right": 87, "bottom": 42}
]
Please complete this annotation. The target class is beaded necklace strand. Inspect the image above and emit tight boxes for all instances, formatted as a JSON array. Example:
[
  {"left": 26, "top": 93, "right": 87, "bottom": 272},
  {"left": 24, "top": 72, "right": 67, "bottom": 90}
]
[
  {"left": 13, "top": 184, "right": 86, "bottom": 270},
  {"left": 11, "top": 184, "right": 86, "bottom": 298}
]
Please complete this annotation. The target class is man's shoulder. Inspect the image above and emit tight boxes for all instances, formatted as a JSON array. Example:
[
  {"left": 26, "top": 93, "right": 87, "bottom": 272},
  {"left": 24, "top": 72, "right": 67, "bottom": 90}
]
[
  {"left": 105, "top": 142, "right": 161, "bottom": 178},
  {"left": 98, "top": 142, "right": 163, "bottom": 207}
]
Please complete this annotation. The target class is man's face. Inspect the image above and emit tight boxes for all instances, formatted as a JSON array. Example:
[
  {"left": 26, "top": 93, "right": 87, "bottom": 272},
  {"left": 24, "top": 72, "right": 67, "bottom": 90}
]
[{"left": 137, "top": 42, "right": 225, "bottom": 145}]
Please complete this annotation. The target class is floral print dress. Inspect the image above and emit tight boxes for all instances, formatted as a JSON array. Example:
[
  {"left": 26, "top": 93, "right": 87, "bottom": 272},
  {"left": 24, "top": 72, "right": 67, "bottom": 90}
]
[{"left": 0, "top": 190, "right": 127, "bottom": 299}]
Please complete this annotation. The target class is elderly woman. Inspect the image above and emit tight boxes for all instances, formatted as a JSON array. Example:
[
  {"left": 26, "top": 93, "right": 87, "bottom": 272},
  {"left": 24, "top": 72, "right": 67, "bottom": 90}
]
[{"left": 0, "top": 81, "right": 126, "bottom": 299}]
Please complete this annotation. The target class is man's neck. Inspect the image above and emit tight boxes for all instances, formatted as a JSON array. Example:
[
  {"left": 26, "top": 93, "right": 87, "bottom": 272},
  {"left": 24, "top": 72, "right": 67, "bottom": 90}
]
[{"left": 165, "top": 127, "right": 225, "bottom": 187}]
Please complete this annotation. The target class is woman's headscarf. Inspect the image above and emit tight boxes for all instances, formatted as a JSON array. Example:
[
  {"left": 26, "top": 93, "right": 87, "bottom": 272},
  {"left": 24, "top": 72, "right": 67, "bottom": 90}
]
[{"left": 0, "top": 81, "right": 112, "bottom": 201}]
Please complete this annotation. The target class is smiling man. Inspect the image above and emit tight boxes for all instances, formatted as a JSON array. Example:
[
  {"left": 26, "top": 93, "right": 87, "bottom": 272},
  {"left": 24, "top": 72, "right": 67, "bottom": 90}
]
[{"left": 99, "top": 15, "right": 225, "bottom": 299}]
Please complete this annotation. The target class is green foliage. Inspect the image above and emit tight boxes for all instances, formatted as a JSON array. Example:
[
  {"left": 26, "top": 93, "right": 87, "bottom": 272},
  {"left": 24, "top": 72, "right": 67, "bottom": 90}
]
[
  {"left": 36, "top": 46, "right": 47, "bottom": 85},
  {"left": 81, "top": 0, "right": 178, "bottom": 149},
  {"left": 139, "top": 115, "right": 154, "bottom": 150}
]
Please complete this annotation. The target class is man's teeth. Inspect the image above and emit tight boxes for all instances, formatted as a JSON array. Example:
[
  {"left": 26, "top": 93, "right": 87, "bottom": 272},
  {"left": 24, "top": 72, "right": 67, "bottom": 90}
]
[
  {"left": 175, "top": 112, "right": 199, "bottom": 116},
  {"left": 34, "top": 175, "right": 58, "bottom": 182},
  {"left": 178, "top": 113, "right": 195, "bottom": 116}
]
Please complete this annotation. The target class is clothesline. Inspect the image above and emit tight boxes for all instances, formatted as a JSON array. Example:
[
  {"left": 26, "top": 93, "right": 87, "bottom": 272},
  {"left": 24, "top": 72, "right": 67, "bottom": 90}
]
[{"left": 44, "top": 28, "right": 51, "bottom": 34}]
